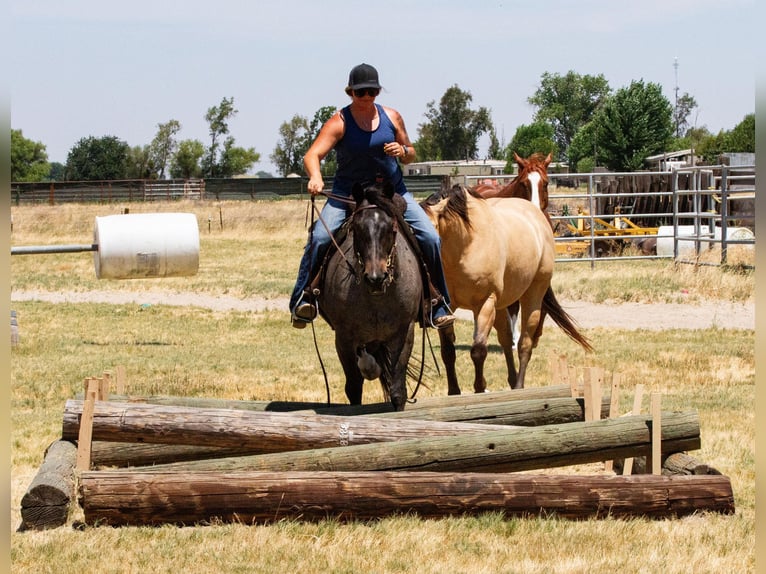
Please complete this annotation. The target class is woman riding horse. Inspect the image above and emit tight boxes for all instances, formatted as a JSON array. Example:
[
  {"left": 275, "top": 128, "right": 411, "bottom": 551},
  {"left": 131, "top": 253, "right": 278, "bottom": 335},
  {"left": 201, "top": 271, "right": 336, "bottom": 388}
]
[{"left": 289, "top": 63, "right": 454, "bottom": 330}]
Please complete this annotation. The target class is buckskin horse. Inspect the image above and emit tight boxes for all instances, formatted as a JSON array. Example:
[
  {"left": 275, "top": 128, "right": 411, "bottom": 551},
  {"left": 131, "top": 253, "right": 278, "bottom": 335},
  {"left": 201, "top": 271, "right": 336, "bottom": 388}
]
[
  {"left": 421, "top": 185, "right": 592, "bottom": 394},
  {"left": 317, "top": 181, "right": 422, "bottom": 411},
  {"left": 474, "top": 151, "right": 554, "bottom": 345}
]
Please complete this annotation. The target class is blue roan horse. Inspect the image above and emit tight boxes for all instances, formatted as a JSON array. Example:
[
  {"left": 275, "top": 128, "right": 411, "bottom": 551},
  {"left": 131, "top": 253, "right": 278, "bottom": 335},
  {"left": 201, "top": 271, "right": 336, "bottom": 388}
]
[{"left": 318, "top": 181, "right": 422, "bottom": 411}]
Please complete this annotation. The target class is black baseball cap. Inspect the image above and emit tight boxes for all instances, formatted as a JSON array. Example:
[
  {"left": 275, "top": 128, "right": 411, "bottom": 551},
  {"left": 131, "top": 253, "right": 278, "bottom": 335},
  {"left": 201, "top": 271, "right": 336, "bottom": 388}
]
[{"left": 346, "top": 63, "right": 382, "bottom": 91}]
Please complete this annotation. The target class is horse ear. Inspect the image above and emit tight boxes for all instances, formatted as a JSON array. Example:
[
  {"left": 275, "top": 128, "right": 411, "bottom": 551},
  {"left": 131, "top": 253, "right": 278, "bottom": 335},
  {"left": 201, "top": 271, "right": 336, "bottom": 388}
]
[
  {"left": 513, "top": 152, "right": 526, "bottom": 168},
  {"left": 352, "top": 182, "right": 364, "bottom": 205},
  {"left": 544, "top": 152, "right": 552, "bottom": 166}
]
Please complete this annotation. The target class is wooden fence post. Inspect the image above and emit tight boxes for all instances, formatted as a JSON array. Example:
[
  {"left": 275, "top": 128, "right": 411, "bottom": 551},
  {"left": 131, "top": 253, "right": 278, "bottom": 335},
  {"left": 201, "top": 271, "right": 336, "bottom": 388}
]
[{"left": 623, "top": 383, "right": 644, "bottom": 475}]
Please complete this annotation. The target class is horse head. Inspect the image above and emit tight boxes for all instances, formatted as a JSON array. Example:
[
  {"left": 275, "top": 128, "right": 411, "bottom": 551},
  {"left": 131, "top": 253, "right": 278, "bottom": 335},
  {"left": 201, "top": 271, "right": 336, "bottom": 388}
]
[
  {"left": 350, "top": 180, "right": 402, "bottom": 294},
  {"left": 513, "top": 151, "right": 551, "bottom": 211},
  {"left": 421, "top": 184, "right": 476, "bottom": 232}
]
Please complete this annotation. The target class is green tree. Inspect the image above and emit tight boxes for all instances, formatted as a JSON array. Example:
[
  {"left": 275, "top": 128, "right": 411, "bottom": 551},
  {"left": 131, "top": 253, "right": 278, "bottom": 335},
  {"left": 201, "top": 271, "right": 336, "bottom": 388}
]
[
  {"left": 418, "top": 85, "right": 493, "bottom": 161},
  {"left": 696, "top": 114, "right": 755, "bottom": 163},
  {"left": 219, "top": 138, "right": 259, "bottom": 177},
  {"left": 125, "top": 145, "right": 155, "bottom": 179},
  {"left": 672, "top": 92, "right": 698, "bottom": 139},
  {"left": 65, "top": 135, "right": 130, "bottom": 180},
  {"left": 669, "top": 125, "right": 712, "bottom": 154},
  {"left": 200, "top": 97, "right": 258, "bottom": 177},
  {"left": 170, "top": 139, "right": 205, "bottom": 179},
  {"left": 271, "top": 114, "right": 310, "bottom": 176},
  {"left": 568, "top": 121, "right": 597, "bottom": 171},
  {"left": 528, "top": 71, "right": 611, "bottom": 167},
  {"left": 727, "top": 113, "right": 755, "bottom": 152},
  {"left": 11, "top": 129, "right": 50, "bottom": 182},
  {"left": 413, "top": 122, "right": 440, "bottom": 162},
  {"left": 506, "top": 122, "right": 557, "bottom": 172},
  {"left": 48, "top": 162, "right": 66, "bottom": 181},
  {"left": 591, "top": 80, "right": 674, "bottom": 171},
  {"left": 149, "top": 119, "right": 182, "bottom": 179},
  {"left": 202, "top": 98, "right": 259, "bottom": 177},
  {"left": 487, "top": 128, "right": 503, "bottom": 160}
]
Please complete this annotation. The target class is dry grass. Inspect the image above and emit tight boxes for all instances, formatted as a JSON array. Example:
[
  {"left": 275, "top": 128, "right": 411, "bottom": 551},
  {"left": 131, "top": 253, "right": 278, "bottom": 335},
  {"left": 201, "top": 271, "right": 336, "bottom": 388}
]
[{"left": 10, "top": 199, "right": 755, "bottom": 573}]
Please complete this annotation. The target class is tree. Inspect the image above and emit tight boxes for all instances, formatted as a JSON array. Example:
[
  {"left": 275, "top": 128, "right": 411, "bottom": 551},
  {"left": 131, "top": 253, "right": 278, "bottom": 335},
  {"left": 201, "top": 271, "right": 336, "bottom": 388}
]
[
  {"left": 568, "top": 121, "right": 597, "bottom": 172},
  {"left": 486, "top": 128, "right": 503, "bottom": 160},
  {"left": 506, "top": 122, "right": 557, "bottom": 171},
  {"left": 200, "top": 97, "right": 258, "bottom": 177},
  {"left": 149, "top": 119, "right": 182, "bottom": 179},
  {"left": 528, "top": 71, "right": 611, "bottom": 167},
  {"left": 170, "top": 139, "right": 205, "bottom": 179},
  {"left": 218, "top": 138, "right": 259, "bottom": 177},
  {"left": 125, "top": 145, "right": 155, "bottom": 179},
  {"left": 672, "top": 92, "right": 698, "bottom": 139},
  {"left": 271, "top": 114, "right": 310, "bottom": 176},
  {"left": 418, "top": 85, "right": 493, "bottom": 161},
  {"left": 696, "top": 113, "right": 755, "bottom": 163},
  {"left": 727, "top": 113, "right": 755, "bottom": 152},
  {"left": 413, "top": 122, "right": 440, "bottom": 162},
  {"left": 48, "top": 162, "right": 66, "bottom": 181},
  {"left": 669, "top": 125, "right": 712, "bottom": 154},
  {"left": 65, "top": 135, "right": 130, "bottom": 180},
  {"left": 11, "top": 129, "right": 50, "bottom": 182},
  {"left": 590, "top": 80, "right": 674, "bottom": 171}
]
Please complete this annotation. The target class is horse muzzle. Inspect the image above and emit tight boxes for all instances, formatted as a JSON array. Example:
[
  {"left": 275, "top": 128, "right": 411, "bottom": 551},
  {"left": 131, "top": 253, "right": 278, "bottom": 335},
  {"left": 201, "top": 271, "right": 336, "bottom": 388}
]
[{"left": 363, "top": 268, "right": 391, "bottom": 294}]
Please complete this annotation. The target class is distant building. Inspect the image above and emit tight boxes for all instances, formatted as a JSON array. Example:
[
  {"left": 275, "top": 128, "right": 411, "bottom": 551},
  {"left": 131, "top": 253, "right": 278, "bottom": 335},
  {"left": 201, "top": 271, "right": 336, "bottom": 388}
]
[
  {"left": 643, "top": 149, "right": 698, "bottom": 171},
  {"left": 404, "top": 159, "right": 508, "bottom": 186}
]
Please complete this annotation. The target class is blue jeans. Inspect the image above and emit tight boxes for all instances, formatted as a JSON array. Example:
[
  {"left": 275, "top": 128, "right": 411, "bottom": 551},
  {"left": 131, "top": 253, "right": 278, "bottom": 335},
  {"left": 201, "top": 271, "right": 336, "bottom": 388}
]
[{"left": 289, "top": 191, "right": 452, "bottom": 314}]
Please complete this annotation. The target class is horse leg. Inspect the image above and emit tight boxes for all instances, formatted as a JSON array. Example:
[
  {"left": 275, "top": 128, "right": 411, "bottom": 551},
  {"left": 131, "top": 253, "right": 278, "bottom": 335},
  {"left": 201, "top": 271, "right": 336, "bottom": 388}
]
[
  {"left": 493, "top": 307, "right": 518, "bottom": 389},
  {"left": 383, "top": 327, "right": 415, "bottom": 411},
  {"left": 508, "top": 300, "right": 520, "bottom": 348},
  {"left": 515, "top": 293, "right": 546, "bottom": 389},
  {"left": 438, "top": 325, "right": 460, "bottom": 395},
  {"left": 336, "top": 340, "right": 364, "bottom": 405},
  {"left": 471, "top": 300, "right": 497, "bottom": 393}
]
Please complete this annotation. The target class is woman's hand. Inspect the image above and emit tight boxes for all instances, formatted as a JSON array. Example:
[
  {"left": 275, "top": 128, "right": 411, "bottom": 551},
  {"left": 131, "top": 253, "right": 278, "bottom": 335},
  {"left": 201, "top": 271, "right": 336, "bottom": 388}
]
[
  {"left": 383, "top": 141, "right": 406, "bottom": 158},
  {"left": 307, "top": 176, "right": 324, "bottom": 196}
]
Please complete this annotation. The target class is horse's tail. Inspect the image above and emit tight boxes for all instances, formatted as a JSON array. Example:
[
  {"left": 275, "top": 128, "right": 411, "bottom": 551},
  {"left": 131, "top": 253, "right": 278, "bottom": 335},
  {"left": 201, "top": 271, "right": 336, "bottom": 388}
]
[{"left": 542, "top": 287, "right": 594, "bottom": 353}]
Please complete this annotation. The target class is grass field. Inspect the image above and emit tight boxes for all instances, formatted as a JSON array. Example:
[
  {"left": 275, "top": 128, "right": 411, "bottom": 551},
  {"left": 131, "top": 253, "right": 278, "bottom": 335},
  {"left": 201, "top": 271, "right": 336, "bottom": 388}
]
[{"left": 10, "top": 199, "right": 755, "bottom": 573}]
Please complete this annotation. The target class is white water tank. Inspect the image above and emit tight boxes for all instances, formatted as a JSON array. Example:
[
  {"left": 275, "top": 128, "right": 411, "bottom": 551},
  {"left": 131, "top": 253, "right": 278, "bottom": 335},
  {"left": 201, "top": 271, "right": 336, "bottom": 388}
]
[
  {"left": 656, "top": 225, "right": 754, "bottom": 258},
  {"left": 93, "top": 212, "right": 200, "bottom": 279}
]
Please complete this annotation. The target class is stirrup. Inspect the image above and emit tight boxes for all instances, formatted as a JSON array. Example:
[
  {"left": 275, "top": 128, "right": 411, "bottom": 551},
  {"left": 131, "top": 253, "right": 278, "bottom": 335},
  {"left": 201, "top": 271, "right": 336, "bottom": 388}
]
[{"left": 292, "top": 301, "right": 317, "bottom": 322}]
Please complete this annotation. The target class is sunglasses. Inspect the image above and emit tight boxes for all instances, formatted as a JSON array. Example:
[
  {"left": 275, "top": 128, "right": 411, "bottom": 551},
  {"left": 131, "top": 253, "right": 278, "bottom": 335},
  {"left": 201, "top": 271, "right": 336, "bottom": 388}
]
[{"left": 353, "top": 88, "right": 380, "bottom": 98}]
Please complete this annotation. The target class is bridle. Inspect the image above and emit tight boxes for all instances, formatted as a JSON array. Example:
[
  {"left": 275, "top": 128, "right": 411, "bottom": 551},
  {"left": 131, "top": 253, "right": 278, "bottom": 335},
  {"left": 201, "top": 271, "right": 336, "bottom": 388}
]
[{"left": 352, "top": 203, "right": 398, "bottom": 290}]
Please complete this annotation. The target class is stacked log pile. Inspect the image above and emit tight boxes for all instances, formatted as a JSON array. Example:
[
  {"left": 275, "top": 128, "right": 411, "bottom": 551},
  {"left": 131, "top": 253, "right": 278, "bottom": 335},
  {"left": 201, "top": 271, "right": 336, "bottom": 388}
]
[{"left": 19, "top": 371, "right": 735, "bottom": 529}]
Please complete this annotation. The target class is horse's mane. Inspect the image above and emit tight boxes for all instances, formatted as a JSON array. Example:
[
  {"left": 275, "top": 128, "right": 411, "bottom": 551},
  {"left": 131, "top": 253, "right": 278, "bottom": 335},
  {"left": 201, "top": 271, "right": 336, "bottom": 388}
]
[
  {"left": 439, "top": 184, "right": 486, "bottom": 230},
  {"left": 359, "top": 183, "right": 406, "bottom": 220}
]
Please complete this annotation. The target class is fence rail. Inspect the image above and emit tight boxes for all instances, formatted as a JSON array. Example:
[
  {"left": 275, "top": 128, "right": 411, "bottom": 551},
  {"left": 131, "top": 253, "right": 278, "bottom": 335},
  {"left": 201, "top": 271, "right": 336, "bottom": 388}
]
[{"left": 11, "top": 168, "right": 754, "bottom": 267}]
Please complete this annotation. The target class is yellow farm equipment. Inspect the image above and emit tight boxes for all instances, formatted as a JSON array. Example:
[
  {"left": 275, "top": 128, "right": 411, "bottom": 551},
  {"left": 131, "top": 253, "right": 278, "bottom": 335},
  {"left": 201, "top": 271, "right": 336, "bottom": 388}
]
[{"left": 555, "top": 207, "right": 659, "bottom": 257}]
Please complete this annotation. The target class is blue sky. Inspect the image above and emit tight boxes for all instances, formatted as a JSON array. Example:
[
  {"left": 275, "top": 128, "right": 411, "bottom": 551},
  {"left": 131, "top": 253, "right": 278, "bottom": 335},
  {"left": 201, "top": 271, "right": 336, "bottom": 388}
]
[{"left": 10, "top": 0, "right": 758, "bottom": 175}]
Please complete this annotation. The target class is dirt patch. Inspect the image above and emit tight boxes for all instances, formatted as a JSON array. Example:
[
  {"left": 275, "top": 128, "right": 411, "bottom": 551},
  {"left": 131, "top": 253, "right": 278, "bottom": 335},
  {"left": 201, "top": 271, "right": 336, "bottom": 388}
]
[{"left": 10, "top": 289, "right": 754, "bottom": 331}]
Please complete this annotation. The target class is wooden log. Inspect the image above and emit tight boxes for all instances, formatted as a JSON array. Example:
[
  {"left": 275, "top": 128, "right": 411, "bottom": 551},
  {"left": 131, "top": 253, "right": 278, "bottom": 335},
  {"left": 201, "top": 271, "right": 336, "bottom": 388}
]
[
  {"left": 128, "top": 412, "right": 701, "bottom": 474},
  {"left": 19, "top": 440, "right": 78, "bottom": 531},
  {"left": 365, "top": 396, "right": 611, "bottom": 426},
  {"left": 613, "top": 452, "right": 723, "bottom": 476},
  {"left": 62, "top": 400, "right": 495, "bottom": 452},
  {"left": 81, "top": 395, "right": 609, "bottom": 468},
  {"left": 78, "top": 470, "right": 735, "bottom": 526},
  {"left": 89, "top": 442, "right": 256, "bottom": 468},
  {"left": 76, "top": 384, "right": 577, "bottom": 415}
]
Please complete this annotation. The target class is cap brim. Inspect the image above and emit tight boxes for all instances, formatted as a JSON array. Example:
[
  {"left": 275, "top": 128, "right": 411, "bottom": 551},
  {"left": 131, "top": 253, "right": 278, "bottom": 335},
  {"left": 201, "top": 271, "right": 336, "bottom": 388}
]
[{"left": 349, "top": 82, "right": 382, "bottom": 90}]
